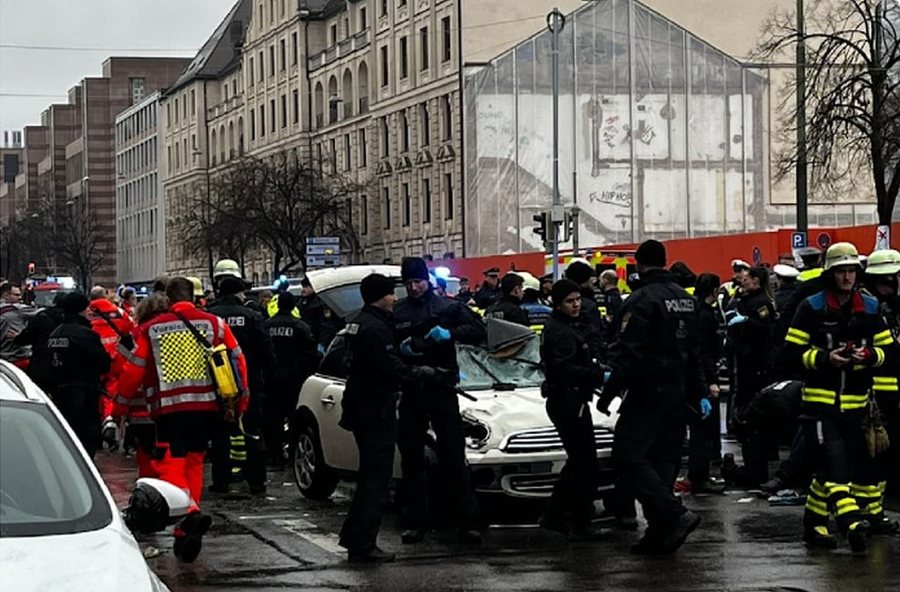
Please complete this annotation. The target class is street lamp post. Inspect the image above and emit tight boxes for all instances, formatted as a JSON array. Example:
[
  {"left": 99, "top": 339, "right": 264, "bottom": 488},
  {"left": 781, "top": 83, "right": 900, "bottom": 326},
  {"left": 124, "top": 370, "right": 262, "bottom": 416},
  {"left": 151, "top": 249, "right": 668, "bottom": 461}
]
[
  {"left": 547, "top": 8, "right": 566, "bottom": 280},
  {"left": 796, "top": 0, "right": 808, "bottom": 236}
]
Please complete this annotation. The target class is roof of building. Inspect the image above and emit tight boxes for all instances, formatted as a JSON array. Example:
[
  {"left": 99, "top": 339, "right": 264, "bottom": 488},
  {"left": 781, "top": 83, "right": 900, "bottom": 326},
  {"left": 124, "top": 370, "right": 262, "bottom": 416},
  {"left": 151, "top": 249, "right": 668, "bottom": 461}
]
[{"left": 166, "top": 0, "right": 252, "bottom": 95}]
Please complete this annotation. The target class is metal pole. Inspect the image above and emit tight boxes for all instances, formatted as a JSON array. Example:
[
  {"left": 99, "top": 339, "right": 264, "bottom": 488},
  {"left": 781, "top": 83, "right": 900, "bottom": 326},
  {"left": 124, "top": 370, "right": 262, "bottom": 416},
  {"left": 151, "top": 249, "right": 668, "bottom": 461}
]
[
  {"left": 548, "top": 8, "right": 565, "bottom": 280},
  {"left": 796, "top": 0, "right": 808, "bottom": 234}
]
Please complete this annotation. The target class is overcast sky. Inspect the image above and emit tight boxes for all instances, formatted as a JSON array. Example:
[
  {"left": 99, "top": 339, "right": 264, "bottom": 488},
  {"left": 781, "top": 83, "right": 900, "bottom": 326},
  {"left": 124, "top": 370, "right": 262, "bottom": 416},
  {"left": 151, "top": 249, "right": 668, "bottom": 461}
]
[{"left": 0, "top": 0, "right": 237, "bottom": 137}]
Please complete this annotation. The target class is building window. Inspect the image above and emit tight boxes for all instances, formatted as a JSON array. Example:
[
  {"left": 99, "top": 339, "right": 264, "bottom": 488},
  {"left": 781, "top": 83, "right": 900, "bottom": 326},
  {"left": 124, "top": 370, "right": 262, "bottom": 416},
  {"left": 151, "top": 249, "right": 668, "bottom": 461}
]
[
  {"left": 270, "top": 99, "right": 276, "bottom": 132},
  {"left": 281, "top": 95, "right": 287, "bottom": 128},
  {"left": 402, "top": 182, "right": 410, "bottom": 226},
  {"left": 358, "top": 128, "right": 367, "bottom": 167},
  {"left": 380, "top": 46, "right": 389, "bottom": 87},
  {"left": 280, "top": 39, "right": 286, "bottom": 71},
  {"left": 380, "top": 117, "right": 389, "bottom": 157},
  {"left": 383, "top": 187, "right": 391, "bottom": 229},
  {"left": 258, "top": 3, "right": 263, "bottom": 29},
  {"left": 258, "top": 51, "right": 264, "bottom": 81},
  {"left": 260, "top": 105, "right": 266, "bottom": 137},
  {"left": 380, "top": 0, "right": 387, "bottom": 17},
  {"left": 269, "top": 0, "right": 274, "bottom": 22},
  {"left": 360, "top": 6, "right": 367, "bottom": 30},
  {"left": 422, "top": 177, "right": 431, "bottom": 223},
  {"left": 330, "top": 23, "right": 338, "bottom": 45},
  {"left": 444, "top": 173, "right": 453, "bottom": 219},
  {"left": 280, "top": 0, "right": 285, "bottom": 16},
  {"left": 250, "top": 108, "right": 256, "bottom": 140},
  {"left": 291, "top": 32, "right": 298, "bottom": 64},
  {"left": 401, "top": 111, "right": 409, "bottom": 153},
  {"left": 249, "top": 57, "right": 255, "bottom": 85},
  {"left": 292, "top": 90, "right": 299, "bottom": 124},
  {"left": 316, "top": 143, "right": 323, "bottom": 171},
  {"left": 329, "top": 138, "right": 337, "bottom": 171},
  {"left": 399, "top": 36, "right": 408, "bottom": 79},
  {"left": 269, "top": 46, "right": 276, "bottom": 76},
  {"left": 420, "top": 27, "right": 428, "bottom": 72},
  {"left": 441, "top": 16, "right": 451, "bottom": 62},
  {"left": 420, "top": 103, "right": 430, "bottom": 146},
  {"left": 166, "top": 103, "right": 171, "bottom": 127},
  {"left": 343, "top": 134, "right": 351, "bottom": 171},
  {"left": 131, "top": 78, "right": 145, "bottom": 103},
  {"left": 174, "top": 98, "right": 179, "bottom": 123},
  {"left": 191, "top": 90, "right": 196, "bottom": 117},
  {"left": 361, "top": 194, "right": 368, "bottom": 234},
  {"left": 441, "top": 95, "right": 452, "bottom": 141}
]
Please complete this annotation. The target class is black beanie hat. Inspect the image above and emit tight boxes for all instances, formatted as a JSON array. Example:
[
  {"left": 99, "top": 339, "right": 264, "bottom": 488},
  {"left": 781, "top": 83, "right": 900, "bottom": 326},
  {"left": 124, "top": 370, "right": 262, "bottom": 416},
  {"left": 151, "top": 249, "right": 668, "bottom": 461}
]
[
  {"left": 218, "top": 276, "right": 246, "bottom": 296},
  {"left": 564, "top": 261, "right": 594, "bottom": 285},
  {"left": 551, "top": 279, "right": 581, "bottom": 308},
  {"left": 277, "top": 291, "right": 296, "bottom": 312},
  {"left": 360, "top": 273, "right": 396, "bottom": 305},
  {"left": 635, "top": 239, "right": 666, "bottom": 268},
  {"left": 401, "top": 257, "right": 430, "bottom": 282},
  {"left": 61, "top": 291, "right": 89, "bottom": 316}
]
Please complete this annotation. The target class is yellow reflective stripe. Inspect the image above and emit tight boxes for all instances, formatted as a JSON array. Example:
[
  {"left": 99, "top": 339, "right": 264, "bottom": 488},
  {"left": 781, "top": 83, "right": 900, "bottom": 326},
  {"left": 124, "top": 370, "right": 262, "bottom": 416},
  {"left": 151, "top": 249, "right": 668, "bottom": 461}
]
[
  {"left": 873, "top": 383, "right": 899, "bottom": 392},
  {"left": 873, "top": 330, "right": 893, "bottom": 346},
  {"left": 809, "top": 480, "right": 829, "bottom": 498},
  {"left": 805, "top": 498, "right": 829, "bottom": 516},
  {"left": 803, "top": 387, "right": 836, "bottom": 404},
  {"left": 786, "top": 327, "right": 811, "bottom": 345},
  {"left": 840, "top": 393, "right": 868, "bottom": 410},
  {"left": 872, "top": 347, "right": 885, "bottom": 367},
  {"left": 835, "top": 503, "right": 860, "bottom": 516},
  {"left": 802, "top": 349, "right": 819, "bottom": 369},
  {"left": 863, "top": 503, "right": 884, "bottom": 515},
  {"left": 824, "top": 483, "right": 850, "bottom": 494},
  {"left": 874, "top": 376, "right": 899, "bottom": 385}
]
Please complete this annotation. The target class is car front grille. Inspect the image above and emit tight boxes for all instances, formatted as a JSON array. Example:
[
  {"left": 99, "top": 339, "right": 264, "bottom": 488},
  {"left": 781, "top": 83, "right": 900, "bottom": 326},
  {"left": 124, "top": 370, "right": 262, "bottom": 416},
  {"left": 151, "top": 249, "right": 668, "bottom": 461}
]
[{"left": 501, "top": 426, "right": 615, "bottom": 453}]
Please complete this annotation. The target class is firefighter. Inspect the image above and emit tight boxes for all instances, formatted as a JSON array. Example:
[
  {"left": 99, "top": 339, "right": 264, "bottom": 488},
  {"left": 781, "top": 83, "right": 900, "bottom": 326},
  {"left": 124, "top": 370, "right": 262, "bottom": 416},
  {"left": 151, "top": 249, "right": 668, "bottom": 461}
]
[
  {"left": 472, "top": 267, "right": 502, "bottom": 309},
  {"left": 854, "top": 248, "right": 900, "bottom": 534},
  {"left": 45, "top": 292, "right": 111, "bottom": 458},
  {"left": 597, "top": 240, "right": 709, "bottom": 555},
  {"left": 539, "top": 279, "right": 607, "bottom": 540},
  {"left": 262, "top": 292, "right": 320, "bottom": 465},
  {"left": 394, "top": 257, "right": 485, "bottom": 544},
  {"left": 207, "top": 275, "right": 275, "bottom": 495},
  {"left": 338, "top": 273, "right": 457, "bottom": 562},
  {"left": 87, "top": 285, "right": 137, "bottom": 451},
  {"left": 517, "top": 271, "right": 551, "bottom": 333},
  {"left": 117, "top": 277, "right": 249, "bottom": 563},
  {"left": 782, "top": 242, "right": 893, "bottom": 553},
  {"left": 484, "top": 272, "right": 529, "bottom": 326}
]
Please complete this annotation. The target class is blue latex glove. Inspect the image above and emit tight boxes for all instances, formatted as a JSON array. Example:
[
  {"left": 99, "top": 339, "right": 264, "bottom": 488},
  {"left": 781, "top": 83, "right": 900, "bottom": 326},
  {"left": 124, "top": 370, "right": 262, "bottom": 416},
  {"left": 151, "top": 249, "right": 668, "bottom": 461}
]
[
  {"left": 317, "top": 343, "right": 326, "bottom": 355},
  {"left": 425, "top": 325, "right": 452, "bottom": 343},
  {"left": 458, "top": 371, "right": 468, "bottom": 382},
  {"left": 603, "top": 370, "right": 611, "bottom": 384},
  {"left": 727, "top": 313, "right": 748, "bottom": 327},
  {"left": 699, "top": 398, "right": 712, "bottom": 419},
  {"left": 400, "top": 337, "right": 422, "bottom": 357}
]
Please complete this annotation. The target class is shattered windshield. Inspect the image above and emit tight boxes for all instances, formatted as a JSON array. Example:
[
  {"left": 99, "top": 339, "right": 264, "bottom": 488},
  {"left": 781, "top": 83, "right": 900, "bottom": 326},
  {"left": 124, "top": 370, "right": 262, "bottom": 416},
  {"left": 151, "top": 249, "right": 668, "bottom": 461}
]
[{"left": 457, "top": 338, "right": 544, "bottom": 391}]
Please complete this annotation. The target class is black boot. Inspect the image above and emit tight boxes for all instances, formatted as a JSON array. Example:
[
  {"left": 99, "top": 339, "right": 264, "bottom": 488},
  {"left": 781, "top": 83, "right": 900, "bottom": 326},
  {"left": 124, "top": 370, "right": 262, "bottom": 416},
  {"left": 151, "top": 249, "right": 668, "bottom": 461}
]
[
  {"left": 802, "top": 525, "right": 838, "bottom": 550},
  {"left": 173, "top": 511, "right": 212, "bottom": 563},
  {"left": 400, "top": 528, "right": 427, "bottom": 544},
  {"left": 660, "top": 510, "right": 701, "bottom": 553},
  {"left": 847, "top": 520, "right": 871, "bottom": 554},
  {"left": 348, "top": 546, "right": 396, "bottom": 563},
  {"left": 867, "top": 514, "right": 899, "bottom": 535}
]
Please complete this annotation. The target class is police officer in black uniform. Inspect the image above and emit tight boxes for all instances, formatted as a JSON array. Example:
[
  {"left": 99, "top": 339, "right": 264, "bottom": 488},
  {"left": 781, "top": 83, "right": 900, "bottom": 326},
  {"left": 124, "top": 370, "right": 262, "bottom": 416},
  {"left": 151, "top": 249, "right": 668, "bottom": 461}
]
[
  {"left": 262, "top": 292, "right": 320, "bottom": 465},
  {"left": 394, "top": 257, "right": 486, "bottom": 544},
  {"left": 15, "top": 294, "right": 65, "bottom": 391},
  {"left": 207, "top": 276, "right": 275, "bottom": 494},
  {"left": 46, "top": 292, "right": 111, "bottom": 458},
  {"left": 485, "top": 273, "right": 529, "bottom": 326},
  {"left": 299, "top": 277, "right": 344, "bottom": 351},
  {"left": 597, "top": 240, "right": 709, "bottom": 555},
  {"left": 472, "top": 267, "right": 502, "bottom": 309},
  {"left": 564, "top": 261, "right": 606, "bottom": 359},
  {"left": 540, "top": 279, "right": 608, "bottom": 539},
  {"left": 338, "top": 274, "right": 456, "bottom": 563}
]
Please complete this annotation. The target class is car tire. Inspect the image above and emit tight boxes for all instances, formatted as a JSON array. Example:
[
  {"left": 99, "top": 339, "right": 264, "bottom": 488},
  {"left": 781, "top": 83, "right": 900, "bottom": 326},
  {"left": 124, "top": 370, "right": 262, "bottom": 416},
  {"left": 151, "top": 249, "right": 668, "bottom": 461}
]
[{"left": 289, "top": 415, "right": 339, "bottom": 500}]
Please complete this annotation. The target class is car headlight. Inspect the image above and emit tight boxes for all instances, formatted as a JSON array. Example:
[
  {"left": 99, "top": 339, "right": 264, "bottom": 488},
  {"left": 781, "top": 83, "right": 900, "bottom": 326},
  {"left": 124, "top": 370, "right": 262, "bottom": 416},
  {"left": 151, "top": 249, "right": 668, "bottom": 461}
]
[{"left": 461, "top": 413, "right": 491, "bottom": 450}]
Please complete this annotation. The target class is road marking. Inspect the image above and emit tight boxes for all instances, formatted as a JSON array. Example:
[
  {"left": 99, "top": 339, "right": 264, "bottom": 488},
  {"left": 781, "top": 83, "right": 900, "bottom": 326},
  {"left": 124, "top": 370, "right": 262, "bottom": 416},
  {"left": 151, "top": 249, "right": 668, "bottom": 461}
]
[
  {"left": 236, "top": 513, "right": 298, "bottom": 521},
  {"left": 272, "top": 518, "right": 344, "bottom": 555}
]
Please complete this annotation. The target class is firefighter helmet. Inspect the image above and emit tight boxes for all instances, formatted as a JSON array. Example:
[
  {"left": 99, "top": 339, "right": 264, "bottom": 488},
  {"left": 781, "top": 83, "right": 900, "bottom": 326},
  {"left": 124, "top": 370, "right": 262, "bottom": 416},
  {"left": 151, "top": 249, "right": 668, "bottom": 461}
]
[
  {"left": 514, "top": 271, "right": 541, "bottom": 292},
  {"left": 213, "top": 258, "right": 242, "bottom": 280},
  {"left": 823, "top": 242, "right": 861, "bottom": 271},
  {"left": 185, "top": 276, "right": 204, "bottom": 297},
  {"left": 865, "top": 249, "right": 900, "bottom": 276}
]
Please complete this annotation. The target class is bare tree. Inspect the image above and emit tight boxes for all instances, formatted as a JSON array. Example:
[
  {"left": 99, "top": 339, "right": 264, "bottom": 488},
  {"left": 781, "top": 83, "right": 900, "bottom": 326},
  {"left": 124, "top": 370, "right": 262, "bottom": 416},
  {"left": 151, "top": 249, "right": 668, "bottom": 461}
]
[
  {"left": 758, "top": 0, "right": 900, "bottom": 226},
  {"left": 51, "top": 201, "right": 105, "bottom": 289}
]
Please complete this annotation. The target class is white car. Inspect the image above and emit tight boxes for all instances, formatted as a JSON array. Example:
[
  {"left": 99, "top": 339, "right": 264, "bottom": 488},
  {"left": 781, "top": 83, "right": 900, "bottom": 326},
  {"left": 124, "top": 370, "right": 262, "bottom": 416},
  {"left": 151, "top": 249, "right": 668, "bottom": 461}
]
[
  {"left": 0, "top": 361, "right": 171, "bottom": 592},
  {"left": 288, "top": 265, "right": 619, "bottom": 500}
]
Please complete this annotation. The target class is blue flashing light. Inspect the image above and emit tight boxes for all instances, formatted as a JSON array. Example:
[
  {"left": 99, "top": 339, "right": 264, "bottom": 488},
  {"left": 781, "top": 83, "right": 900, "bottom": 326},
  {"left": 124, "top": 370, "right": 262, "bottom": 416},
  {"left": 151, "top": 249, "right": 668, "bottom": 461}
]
[{"left": 434, "top": 266, "right": 451, "bottom": 279}]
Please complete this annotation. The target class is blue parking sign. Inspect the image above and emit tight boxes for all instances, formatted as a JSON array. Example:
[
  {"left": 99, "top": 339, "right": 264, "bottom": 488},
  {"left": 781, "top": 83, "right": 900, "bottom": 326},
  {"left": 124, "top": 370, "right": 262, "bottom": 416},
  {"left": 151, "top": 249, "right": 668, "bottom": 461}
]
[{"left": 791, "top": 232, "right": 807, "bottom": 249}]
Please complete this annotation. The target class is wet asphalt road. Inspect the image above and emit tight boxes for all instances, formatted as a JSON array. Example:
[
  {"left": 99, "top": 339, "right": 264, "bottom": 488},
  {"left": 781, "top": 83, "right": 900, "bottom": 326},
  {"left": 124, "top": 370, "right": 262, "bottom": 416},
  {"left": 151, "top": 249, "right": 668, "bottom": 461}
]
[{"left": 96, "top": 453, "right": 900, "bottom": 592}]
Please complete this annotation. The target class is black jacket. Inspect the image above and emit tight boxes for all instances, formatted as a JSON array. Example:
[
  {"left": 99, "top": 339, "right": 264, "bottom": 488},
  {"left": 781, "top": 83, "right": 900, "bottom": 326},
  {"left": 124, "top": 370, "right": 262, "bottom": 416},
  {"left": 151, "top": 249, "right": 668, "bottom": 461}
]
[
  {"left": 601, "top": 288, "right": 623, "bottom": 340},
  {"left": 601, "top": 269, "right": 706, "bottom": 412},
  {"left": 729, "top": 288, "right": 776, "bottom": 376},
  {"left": 697, "top": 299, "right": 723, "bottom": 389},
  {"left": 208, "top": 294, "right": 275, "bottom": 387},
  {"left": 577, "top": 287, "right": 607, "bottom": 359},
  {"left": 46, "top": 316, "right": 110, "bottom": 389},
  {"left": 299, "top": 293, "right": 344, "bottom": 349},
  {"left": 541, "top": 310, "right": 606, "bottom": 403},
  {"left": 472, "top": 284, "right": 502, "bottom": 309},
  {"left": 16, "top": 305, "right": 65, "bottom": 388},
  {"left": 263, "top": 312, "right": 320, "bottom": 381},
  {"left": 485, "top": 296, "right": 529, "bottom": 326},
  {"left": 394, "top": 289, "right": 485, "bottom": 374}
]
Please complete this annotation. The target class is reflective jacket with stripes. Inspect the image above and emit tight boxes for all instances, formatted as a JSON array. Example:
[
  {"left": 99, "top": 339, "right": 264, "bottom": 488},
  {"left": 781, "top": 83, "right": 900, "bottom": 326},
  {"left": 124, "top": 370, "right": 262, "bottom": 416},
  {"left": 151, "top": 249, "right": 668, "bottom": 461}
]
[
  {"left": 117, "top": 301, "right": 249, "bottom": 418},
  {"left": 783, "top": 289, "right": 893, "bottom": 416},
  {"left": 87, "top": 298, "right": 136, "bottom": 397}
]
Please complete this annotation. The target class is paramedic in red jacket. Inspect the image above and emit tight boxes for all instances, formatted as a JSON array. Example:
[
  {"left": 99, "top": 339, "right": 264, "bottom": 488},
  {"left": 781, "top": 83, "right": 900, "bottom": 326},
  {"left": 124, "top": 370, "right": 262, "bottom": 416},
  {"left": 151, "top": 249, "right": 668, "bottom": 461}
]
[{"left": 118, "top": 277, "right": 249, "bottom": 563}]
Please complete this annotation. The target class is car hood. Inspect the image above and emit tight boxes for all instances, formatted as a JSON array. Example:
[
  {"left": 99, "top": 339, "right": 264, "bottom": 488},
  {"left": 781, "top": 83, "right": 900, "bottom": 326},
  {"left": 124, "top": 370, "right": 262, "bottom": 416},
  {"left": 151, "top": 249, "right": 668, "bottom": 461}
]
[
  {"left": 0, "top": 523, "right": 164, "bottom": 592},
  {"left": 459, "top": 386, "right": 619, "bottom": 449}
]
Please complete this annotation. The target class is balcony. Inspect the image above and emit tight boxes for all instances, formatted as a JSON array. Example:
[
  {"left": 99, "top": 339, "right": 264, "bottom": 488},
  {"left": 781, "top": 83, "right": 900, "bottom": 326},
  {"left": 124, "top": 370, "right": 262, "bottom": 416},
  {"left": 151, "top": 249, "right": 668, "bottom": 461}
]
[
  {"left": 308, "top": 29, "right": 371, "bottom": 72},
  {"left": 207, "top": 95, "right": 244, "bottom": 120}
]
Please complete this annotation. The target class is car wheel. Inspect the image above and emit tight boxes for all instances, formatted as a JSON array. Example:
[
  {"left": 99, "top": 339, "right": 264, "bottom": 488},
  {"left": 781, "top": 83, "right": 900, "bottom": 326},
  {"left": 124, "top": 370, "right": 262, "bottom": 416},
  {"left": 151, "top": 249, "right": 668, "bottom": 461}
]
[{"left": 289, "top": 416, "right": 339, "bottom": 500}]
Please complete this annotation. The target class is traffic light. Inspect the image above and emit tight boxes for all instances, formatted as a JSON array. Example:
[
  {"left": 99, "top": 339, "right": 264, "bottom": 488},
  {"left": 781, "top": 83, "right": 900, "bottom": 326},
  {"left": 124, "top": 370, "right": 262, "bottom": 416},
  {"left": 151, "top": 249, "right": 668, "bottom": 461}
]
[
  {"left": 27, "top": 262, "right": 35, "bottom": 275},
  {"left": 532, "top": 211, "right": 549, "bottom": 246}
]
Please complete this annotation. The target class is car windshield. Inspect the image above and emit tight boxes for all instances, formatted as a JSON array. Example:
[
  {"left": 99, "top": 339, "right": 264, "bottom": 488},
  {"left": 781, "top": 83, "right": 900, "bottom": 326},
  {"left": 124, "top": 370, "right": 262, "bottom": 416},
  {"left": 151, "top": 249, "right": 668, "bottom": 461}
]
[
  {"left": 318, "top": 282, "right": 407, "bottom": 320},
  {"left": 0, "top": 401, "right": 112, "bottom": 537},
  {"left": 457, "top": 338, "right": 544, "bottom": 391},
  {"left": 33, "top": 289, "right": 70, "bottom": 308}
]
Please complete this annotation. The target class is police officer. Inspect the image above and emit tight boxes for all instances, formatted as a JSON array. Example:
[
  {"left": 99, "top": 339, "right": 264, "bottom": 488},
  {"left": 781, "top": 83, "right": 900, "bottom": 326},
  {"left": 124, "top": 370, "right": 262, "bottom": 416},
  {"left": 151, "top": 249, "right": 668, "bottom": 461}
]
[
  {"left": 564, "top": 261, "right": 606, "bottom": 359},
  {"left": 772, "top": 264, "right": 800, "bottom": 341},
  {"left": 782, "top": 242, "right": 893, "bottom": 553},
  {"left": 472, "top": 267, "right": 502, "bottom": 309},
  {"left": 207, "top": 275, "right": 275, "bottom": 494},
  {"left": 394, "top": 257, "right": 486, "bottom": 544},
  {"left": 14, "top": 293, "right": 65, "bottom": 392},
  {"left": 777, "top": 247, "right": 824, "bottom": 351},
  {"left": 540, "top": 279, "right": 607, "bottom": 540},
  {"left": 338, "top": 274, "right": 456, "bottom": 563},
  {"left": 46, "top": 292, "right": 111, "bottom": 458},
  {"left": 262, "top": 292, "right": 320, "bottom": 465},
  {"left": 485, "top": 273, "right": 529, "bottom": 326},
  {"left": 298, "top": 276, "right": 343, "bottom": 351},
  {"left": 598, "top": 270, "right": 623, "bottom": 336},
  {"left": 597, "top": 240, "right": 709, "bottom": 555}
]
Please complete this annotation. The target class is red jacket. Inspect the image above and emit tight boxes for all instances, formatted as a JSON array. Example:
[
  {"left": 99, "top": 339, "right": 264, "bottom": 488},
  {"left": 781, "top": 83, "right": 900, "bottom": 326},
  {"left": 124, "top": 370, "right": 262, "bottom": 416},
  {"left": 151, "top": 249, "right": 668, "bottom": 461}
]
[
  {"left": 88, "top": 298, "right": 137, "bottom": 397},
  {"left": 117, "top": 301, "right": 249, "bottom": 418}
]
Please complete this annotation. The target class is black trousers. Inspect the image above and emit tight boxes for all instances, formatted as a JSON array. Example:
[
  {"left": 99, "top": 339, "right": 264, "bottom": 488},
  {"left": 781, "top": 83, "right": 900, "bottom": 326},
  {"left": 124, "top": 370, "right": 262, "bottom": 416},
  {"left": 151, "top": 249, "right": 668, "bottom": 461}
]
[
  {"left": 774, "top": 426, "right": 812, "bottom": 487},
  {"left": 211, "top": 395, "right": 265, "bottom": 488},
  {"left": 339, "top": 412, "right": 397, "bottom": 552},
  {"left": 687, "top": 400, "right": 721, "bottom": 485},
  {"left": 53, "top": 383, "right": 101, "bottom": 459},
  {"left": 397, "top": 386, "right": 479, "bottom": 530},
  {"left": 544, "top": 396, "right": 599, "bottom": 529},
  {"left": 613, "top": 403, "right": 686, "bottom": 530},
  {"left": 263, "top": 375, "right": 303, "bottom": 462}
]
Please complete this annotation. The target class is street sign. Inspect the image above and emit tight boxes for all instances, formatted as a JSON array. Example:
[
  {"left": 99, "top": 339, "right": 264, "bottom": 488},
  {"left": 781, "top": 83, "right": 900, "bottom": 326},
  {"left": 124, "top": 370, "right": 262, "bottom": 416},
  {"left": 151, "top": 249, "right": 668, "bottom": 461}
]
[
  {"left": 816, "top": 232, "right": 832, "bottom": 249},
  {"left": 306, "top": 236, "right": 340, "bottom": 245},
  {"left": 752, "top": 247, "right": 762, "bottom": 265},
  {"left": 306, "top": 255, "right": 341, "bottom": 268},
  {"left": 791, "top": 231, "right": 807, "bottom": 249},
  {"left": 306, "top": 244, "right": 340, "bottom": 256}
]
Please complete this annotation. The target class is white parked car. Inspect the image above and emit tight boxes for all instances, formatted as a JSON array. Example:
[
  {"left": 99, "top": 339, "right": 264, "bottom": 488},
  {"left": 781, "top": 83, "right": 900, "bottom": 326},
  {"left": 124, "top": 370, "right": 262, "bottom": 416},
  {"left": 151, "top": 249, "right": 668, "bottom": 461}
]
[
  {"left": 0, "top": 361, "right": 171, "bottom": 592},
  {"left": 288, "top": 265, "right": 620, "bottom": 501}
]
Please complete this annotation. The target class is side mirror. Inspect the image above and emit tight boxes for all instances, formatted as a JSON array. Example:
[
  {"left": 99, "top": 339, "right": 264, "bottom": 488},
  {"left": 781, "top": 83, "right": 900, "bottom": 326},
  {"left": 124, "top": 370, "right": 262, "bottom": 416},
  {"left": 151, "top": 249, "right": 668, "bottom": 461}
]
[{"left": 121, "top": 478, "right": 194, "bottom": 534}]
